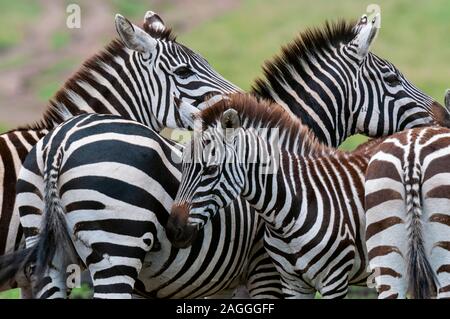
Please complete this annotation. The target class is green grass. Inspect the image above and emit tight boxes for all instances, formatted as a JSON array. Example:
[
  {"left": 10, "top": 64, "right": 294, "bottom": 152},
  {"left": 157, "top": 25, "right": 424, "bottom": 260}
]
[
  {"left": 112, "top": 0, "right": 155, "bottom": 19},
  {"left": 0, "top": 54, "right": 28, "bottom": 70},
  {"left": 339, "top": 134, "right": 370, "bottom": 151},
  {"left": 0, "top": 288, "right": 20, "bottom": 299},
  {"left": 0, "top": 0, "right": 40, "bottom": 50},
  {"left": 0, "top": 123, "right": 10, "bottom": 134},
  {"left": 69, "top": 284, "right": 93, "bottom": 299},
  {"left": 51, "top": 31, "right": 71, "bottom": 50},
  {"left": 32, "top": 58, "right": 80, "bottom": 102}
]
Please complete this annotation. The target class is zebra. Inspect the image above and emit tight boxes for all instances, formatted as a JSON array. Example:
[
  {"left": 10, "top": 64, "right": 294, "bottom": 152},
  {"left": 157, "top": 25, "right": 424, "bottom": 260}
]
[
  {"left": 1, "top": 12, "right": 448, "bottom": 297},
  {"left": 166, "top": 93, "right": 390, "bottom": 298},
  {"left": 0, "top": 113, "right": 282, "bottom": 299},
  {"left": 364, "top": 91, "right": 450, "bottom": 298},
  {"left": 252, "top": 14, "right": 449, "bottom": 147},
  {"left": 0, "top": 11, "right": 239, "bottom": 294}
]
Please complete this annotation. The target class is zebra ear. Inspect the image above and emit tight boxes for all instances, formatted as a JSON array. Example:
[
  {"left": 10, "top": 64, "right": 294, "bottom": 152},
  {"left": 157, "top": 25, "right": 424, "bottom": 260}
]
[
  {"left": 174, "top": 97, "right": 200, "bottom": 129},
  {"left": 351, "top": 13, "right": 380, "bottom": 59},
  {"left": 220, "top": 109, "right": 241, "bottom": 129},
  {"left": 143, "top": 11, "right": 166, "bottom": 32},
  {"left": 445, "top": 89, "right": 450, "bottom": 111},
  {"left": 115, "top": 14, "right": 157, "bottom": 54}
]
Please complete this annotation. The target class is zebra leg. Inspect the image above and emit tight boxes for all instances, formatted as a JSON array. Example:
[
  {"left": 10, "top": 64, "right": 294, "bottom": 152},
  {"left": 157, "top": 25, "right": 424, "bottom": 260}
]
[
  {"left": 232, "top": 285, "right": 251, "bottom": 299},
  {"left": 365, "top": 191, "right": 408, "bottom": 299},
  {"left": 16, "top": 271, "right": 33, "bottom": 299},
  {"left": 280, "top": 276, "right": 315, "bottom": 299},
  {"left": 244, "top": 225, "right": 283, "bottom": 299},
  {"left": 319, "top": 275, "right": 349, "bottom": 299},
  {"left": 76, "top": 230, "right": 156, "bottom": 299},
  {"left": 19, "top": 286, "right": 33, "bottom": 299},
  {"left": 423, "top": 196, "right": 450, "bottom": 299},
  {"left": 33, "top": 253, "right": 68, "bottom": 299}
]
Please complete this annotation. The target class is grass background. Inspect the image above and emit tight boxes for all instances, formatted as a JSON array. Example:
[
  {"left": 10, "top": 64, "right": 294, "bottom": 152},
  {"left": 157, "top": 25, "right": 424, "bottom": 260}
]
[{"left": 0, "top": 0, "right": 449, "bottom": 298}]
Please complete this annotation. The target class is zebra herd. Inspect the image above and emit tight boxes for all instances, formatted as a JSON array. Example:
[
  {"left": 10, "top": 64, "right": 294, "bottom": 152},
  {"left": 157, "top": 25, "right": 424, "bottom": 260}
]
[{"left": 0, "top": 10, "right": 448, "bottom": 299}]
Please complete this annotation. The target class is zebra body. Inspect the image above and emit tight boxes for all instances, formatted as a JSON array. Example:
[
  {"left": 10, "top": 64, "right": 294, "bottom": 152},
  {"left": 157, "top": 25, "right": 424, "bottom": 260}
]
[
  {"left": 365, "top": 126, "right": 450, "bottom": 298},
  {"left": 167, "top": 94, "right": 385, "bottom": 298},
  {"left": 13, "top": 113, "right": 280, "bottom": 298}
]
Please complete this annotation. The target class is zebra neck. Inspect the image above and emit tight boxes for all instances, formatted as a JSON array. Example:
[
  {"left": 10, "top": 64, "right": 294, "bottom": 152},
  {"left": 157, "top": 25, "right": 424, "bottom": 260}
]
[
  {"left": 271, "top": 81, "right": 356, "bottom": 147},
  {"left": 31, "top": 42, "right": 162, "bottom": 132},
  {"left": 252, "top": 54, "right": 359, "bottom": 147},
  {"left": 241, "top": 150, "right": 296, "bottom": 231}
]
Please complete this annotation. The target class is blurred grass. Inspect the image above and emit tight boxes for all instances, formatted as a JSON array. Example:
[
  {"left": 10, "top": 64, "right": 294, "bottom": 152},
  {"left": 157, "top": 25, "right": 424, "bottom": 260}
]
[
  {"left": 0, "top": 0, "right": 40, "bottom": 50},
  {"left": 0, "top": 288, "right": 20, "bottom": 299},
  {"left": 33, "top": 58, "right": 81, "bottom": 102},
  {"left": 51, "top": 31, "right": 71, "bottom": 50},
  {"left": 0, "top": 54, "right": 28, "bottom": 70},
  {"left": 111, "top": 0, "right": 170, "bottom": 19},
  {"left": 0, "top": 123, "right": 9, "bottom": 134}
]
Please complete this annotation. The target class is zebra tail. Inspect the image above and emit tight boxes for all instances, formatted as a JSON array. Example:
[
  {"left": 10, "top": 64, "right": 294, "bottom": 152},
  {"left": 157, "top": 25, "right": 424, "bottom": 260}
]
[
  {"left": 35, "top": 150, "right": 77, "bottom": 281},
  {"left": 405, "top": 170, "right": 437, "bottom": 299}
]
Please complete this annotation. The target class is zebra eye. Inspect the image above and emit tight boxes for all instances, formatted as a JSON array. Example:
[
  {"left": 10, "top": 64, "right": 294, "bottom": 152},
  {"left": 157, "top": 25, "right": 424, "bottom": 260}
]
[
  {"left": 203, "top": 165, "right": 219, "bottom": 175},
  {"left": 384, "top": 74, "right": 401, "bottom": 86},
  {"left": 174, "top": 66, "right": 195, "bottom": 79}
]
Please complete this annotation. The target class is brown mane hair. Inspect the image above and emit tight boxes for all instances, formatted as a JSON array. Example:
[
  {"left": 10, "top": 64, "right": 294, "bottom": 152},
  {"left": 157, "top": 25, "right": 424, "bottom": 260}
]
[{"left": 199, "top": 93, "right": 335, "bottom": 155}]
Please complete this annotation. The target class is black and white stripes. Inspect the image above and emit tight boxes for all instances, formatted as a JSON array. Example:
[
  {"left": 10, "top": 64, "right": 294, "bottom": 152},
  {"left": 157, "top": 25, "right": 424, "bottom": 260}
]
[
  {"left": 167, "top": 94, "right": 382, "bottom": 298},
  {"left": 0, "top": 12, "right": 240, "bottom": 293},
  {"left": 365, "top": 126, "right": 450, "bottom": 298},
  {"left": 8, "top": 113, "right": 281, "bottom": 299},
  {"left": 252, "top": 15, "right": 448, "bottom": 146}
]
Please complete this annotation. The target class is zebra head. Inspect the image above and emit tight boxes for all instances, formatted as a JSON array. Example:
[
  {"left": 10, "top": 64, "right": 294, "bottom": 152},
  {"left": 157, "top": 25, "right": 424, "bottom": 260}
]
[
  {"left": 114, "top": 12, "right": 240, "bottom": 130},
  {"left": 167, "top": 109, "right": 245, "bottom": 248},
  {"left": 347, "top": 14, "right": 450, "bottom": 135}
]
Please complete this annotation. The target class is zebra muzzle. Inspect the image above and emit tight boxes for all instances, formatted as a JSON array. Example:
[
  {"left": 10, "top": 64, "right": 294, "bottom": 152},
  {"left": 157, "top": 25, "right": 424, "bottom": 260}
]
[{"left": 166, "top": 204, "right": 199, "bottom": 248}]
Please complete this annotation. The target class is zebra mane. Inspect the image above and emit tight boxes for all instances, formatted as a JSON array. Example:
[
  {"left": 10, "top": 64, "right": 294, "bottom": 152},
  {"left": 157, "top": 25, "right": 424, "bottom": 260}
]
[
  {"left": 251, "top": 19, "right": 356, "bottom": 99},
  {"left": 19, "top": 23, "right": 178, "bottom": 132},
  {"left": 200, "top": 93, "right": 335, "bottom": 155},
  {"left": 17, "top": 39, "right": 129, "bottom": 131}
]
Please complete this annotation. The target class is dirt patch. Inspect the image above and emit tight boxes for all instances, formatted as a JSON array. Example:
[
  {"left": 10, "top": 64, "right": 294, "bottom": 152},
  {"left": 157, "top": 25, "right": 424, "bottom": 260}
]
[{"left": 0, "top": 0, "right": 239, "bottom": 127}]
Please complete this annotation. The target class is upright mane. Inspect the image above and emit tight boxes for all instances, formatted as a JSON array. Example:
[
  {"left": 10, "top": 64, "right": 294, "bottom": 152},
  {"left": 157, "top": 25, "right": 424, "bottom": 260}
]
[
  {"left": 199, "top": 93, "right": 336, "bottom": 155},
  {"left": 252, "top": 19, "right": 356, "bottom": 99},
  {"left": 19, "top": 24, "right": 178, "bottom": 132}
]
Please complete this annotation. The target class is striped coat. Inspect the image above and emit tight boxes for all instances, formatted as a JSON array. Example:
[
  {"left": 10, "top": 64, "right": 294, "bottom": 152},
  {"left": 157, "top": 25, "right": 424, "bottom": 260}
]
[
  {"left": 365, "top": 125, "right": 450, "bottom": 298},
  {"left": 168, "top": 94, "right": 386, "bottom": 298}
]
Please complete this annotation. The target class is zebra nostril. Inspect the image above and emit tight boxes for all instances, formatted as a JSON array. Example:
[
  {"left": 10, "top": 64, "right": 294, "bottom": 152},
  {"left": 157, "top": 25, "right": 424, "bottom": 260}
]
[{"left": 175, "top": 226, "right": 184, "bottom": 241}]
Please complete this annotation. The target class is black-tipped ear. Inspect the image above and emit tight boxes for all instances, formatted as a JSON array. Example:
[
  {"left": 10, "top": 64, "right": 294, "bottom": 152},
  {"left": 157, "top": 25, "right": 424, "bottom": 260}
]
[
  {"left": 350, "top": 13, "right": 380, "bottom": 59},
  {"left": 220, "top": 109, "right": 241, "bottom": 129},
  {"left": 115, "top": 14, "right": 157, "bottom": 53},
  {"left": 445, "top": 89, "right": 450, "bottom": 111},
  {"left": 143, "top": 11, "right": 166, "bottom": 33}
]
